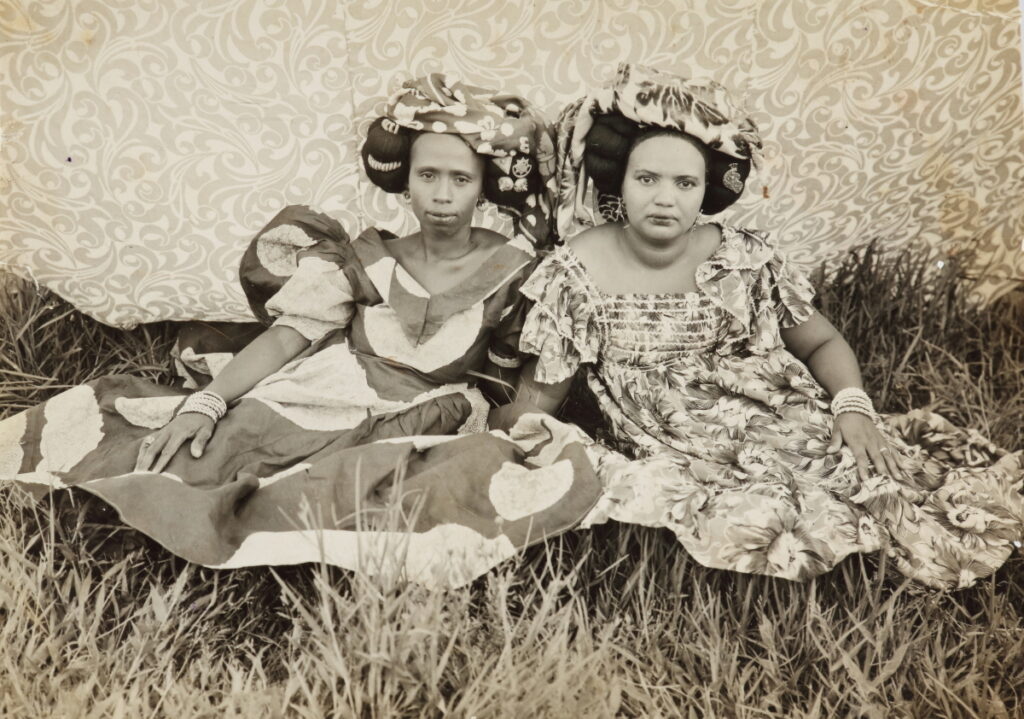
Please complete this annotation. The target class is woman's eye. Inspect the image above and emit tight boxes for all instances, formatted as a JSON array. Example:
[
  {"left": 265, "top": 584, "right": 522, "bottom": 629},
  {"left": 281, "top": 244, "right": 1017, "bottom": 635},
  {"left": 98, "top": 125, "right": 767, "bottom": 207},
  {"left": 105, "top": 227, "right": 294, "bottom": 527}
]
[
  {"left": 419, "top": 171, "right": 435, "bottom": 180},
  {"left": 677, "top": 179, "right": 695, "bottom": 188},
  {"left": 455, "top": 176, "right": 470, "bottom": 185},
  {"left": 638, "top": 175, "right": 655, "bottom": 185}
]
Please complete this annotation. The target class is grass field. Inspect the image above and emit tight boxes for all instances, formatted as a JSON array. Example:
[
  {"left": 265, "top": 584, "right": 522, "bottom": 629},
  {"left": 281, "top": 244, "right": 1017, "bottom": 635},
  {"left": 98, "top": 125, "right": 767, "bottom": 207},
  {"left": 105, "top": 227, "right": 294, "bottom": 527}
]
[{"left": 1, "top": 246, "right": 1022, "bottom": 718}]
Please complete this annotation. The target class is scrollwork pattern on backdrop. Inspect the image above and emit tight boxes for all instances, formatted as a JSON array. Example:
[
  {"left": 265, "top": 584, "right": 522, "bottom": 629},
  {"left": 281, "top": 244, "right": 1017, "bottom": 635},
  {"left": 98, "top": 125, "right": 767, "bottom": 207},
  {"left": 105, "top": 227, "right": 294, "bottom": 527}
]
[{"left": 0, "top": 0, "right": 1021, "bottom": 326}]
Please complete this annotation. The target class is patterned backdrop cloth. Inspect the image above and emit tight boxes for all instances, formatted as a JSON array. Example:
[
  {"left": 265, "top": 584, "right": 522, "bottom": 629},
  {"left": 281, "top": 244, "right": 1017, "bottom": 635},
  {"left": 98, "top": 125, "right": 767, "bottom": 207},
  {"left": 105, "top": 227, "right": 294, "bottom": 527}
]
[
  {"left": 0, "top": 206, "right": 603, "bottom": 588},
  {"left": 1, "top": 1, "right": 1022, "bottom": 327}
]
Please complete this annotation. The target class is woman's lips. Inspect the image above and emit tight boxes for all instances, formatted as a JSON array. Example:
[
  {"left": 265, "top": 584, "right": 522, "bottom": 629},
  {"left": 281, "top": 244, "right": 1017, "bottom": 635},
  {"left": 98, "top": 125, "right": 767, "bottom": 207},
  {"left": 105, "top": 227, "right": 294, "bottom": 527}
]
[
  {"left": 647, "top": 214, "right": 677, "bottom": 225},
  {"left": 426, "top": 211, "right": 457, "bottom": 223}
]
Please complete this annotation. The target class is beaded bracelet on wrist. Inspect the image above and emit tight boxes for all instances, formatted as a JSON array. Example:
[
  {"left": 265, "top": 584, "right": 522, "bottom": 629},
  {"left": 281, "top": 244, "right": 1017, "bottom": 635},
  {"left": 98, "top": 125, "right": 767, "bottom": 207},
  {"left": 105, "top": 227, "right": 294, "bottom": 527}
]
[
  {"left": 830, "top": 387, "right": 876, "bottom": 419},
  {"left": 176, "top": 390, "right": 228, "bottom": 424},
  {"left": 833, "top": 397, "right": 874, "bottom": 411},
  {"left": 833, "top": 405, "right": 876, "bottom": 420}
]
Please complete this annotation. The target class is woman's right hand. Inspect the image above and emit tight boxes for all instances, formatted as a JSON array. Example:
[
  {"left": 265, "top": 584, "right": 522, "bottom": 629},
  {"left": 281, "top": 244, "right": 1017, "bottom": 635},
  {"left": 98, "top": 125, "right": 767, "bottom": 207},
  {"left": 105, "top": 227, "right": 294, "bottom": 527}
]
[
  {"left": 131, "top": 323, "right": 309, "bottom": 474},
  {"left": 135, "top": 412, "right": 216, "bottom": 473}
]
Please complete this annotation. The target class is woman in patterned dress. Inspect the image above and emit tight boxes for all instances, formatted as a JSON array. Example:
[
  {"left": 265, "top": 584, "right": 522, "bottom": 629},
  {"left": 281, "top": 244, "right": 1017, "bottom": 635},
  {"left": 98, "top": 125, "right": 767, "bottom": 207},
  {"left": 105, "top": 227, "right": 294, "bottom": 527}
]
[
  {"left": 493, "top": 64, "right": 1023, "bottom": 589},
  {"left": 0, "top": 74, "right": 600, "bottom": 589}
]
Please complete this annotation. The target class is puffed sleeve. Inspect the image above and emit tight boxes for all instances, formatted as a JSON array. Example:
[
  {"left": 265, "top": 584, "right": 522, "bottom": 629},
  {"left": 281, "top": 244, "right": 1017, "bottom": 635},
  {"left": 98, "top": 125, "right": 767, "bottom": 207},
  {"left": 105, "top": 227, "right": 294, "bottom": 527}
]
[
  {"left": 518, "top": 251, "right": 602, "bottom": 384},
  {"left": 239, "top": 205, "right": 356, "bottom": 342},
  {"left": 239, "top": 205, "right": 352, "bottom": 324},
  {"left": 264, "top": 255, "right": 355, "bottom": 342},
  {"left": 766, "top": 249, "right": 816, "bottom": 329}
]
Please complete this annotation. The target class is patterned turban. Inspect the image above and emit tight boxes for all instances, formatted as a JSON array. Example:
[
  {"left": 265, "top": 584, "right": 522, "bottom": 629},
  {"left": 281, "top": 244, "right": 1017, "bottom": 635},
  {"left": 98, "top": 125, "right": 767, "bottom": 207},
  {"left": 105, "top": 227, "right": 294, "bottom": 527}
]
[
  {"left": 549, "top": 63, "right": 764, "bottom": 239},
  {"left": 362, "top": 73, "right": 555, "bottom": 249}
]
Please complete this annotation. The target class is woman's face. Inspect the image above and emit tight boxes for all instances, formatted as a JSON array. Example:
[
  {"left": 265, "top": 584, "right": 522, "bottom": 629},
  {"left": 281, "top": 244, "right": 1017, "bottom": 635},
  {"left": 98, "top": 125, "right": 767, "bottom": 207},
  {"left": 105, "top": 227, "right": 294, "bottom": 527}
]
[
  {"left": 621, "top": 134, "right": 706, "bottom": 245},
  {"left": 407, "top": 133, "right": 485, "bottom": 235}
]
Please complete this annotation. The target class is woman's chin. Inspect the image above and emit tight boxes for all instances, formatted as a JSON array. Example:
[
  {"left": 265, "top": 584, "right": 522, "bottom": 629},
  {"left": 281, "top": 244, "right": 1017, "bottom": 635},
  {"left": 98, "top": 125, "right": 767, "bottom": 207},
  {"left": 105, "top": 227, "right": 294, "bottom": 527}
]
[{"left": 631, "top": 222, "right": 688, "bottom": 246}]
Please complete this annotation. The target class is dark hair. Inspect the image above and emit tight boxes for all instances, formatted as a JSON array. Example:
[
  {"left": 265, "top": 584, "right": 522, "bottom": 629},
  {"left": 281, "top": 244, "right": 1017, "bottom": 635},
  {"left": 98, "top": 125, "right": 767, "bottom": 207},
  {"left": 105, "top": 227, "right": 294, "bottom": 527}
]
[
  {"left": 583, "top": 112, "right": 751, "bottom": 216},
  {"left": 360, "top": 117, "right": 541, "bottom": 210}
]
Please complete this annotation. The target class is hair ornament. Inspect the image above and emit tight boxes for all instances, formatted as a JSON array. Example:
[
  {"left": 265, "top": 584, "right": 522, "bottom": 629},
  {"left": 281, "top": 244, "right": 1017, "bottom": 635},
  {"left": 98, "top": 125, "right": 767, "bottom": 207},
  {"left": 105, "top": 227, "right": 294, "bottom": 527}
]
[
  {"left": 367, "top": 155, "right": 402, "bottom": 172},
  {"left": 722, "top": 162, "right": 744, "bottom": 194},
  {"left": 597, "top": 193, "right": 627, "bottom": 223},
  {"left": 511, "top": 156, "right": 532, "bottom": 178}
]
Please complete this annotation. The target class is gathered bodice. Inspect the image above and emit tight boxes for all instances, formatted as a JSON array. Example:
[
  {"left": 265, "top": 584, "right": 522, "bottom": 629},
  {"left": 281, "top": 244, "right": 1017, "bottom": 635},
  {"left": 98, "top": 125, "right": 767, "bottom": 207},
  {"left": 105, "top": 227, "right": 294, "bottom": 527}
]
[
  {"left": 518, "top": 225, "right": 820, "bottom": 389},
  {"left": 549, "top": 247, "right": 728, "bottom": 370},
  {"left": 597, "top": 293, "right": 726, "bottom": 368}
]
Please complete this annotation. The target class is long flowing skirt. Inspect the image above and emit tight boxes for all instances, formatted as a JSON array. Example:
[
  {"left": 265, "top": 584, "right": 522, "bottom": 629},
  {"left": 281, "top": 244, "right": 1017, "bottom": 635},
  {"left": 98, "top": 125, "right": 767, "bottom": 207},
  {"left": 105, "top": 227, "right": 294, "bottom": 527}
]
[{"left": 0, "top": 366, "right": 601, "bottom": 589}]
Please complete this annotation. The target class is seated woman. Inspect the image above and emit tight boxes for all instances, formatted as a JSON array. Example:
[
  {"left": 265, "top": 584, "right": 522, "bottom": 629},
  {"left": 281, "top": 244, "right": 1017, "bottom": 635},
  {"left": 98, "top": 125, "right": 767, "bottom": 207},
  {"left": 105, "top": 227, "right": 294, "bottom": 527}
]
[
  {"left": 497, "top": 64, "right": 1023, "bottom": 590},
  {"left": 0, "top": 74, "right": 600, "bottom": 588}
]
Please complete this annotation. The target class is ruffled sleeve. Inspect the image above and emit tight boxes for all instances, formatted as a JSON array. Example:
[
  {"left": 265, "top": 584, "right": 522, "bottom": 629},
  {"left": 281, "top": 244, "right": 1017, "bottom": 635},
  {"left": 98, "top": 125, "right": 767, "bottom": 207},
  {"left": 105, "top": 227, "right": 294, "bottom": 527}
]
[
  {"left": 518, "top": 249, "right": 602, "bottom": 384},
  {"left": 699, "top": 226, "right": 816, "bottom": 354},
  {"left": 265, "top": 255, "right": 355, "bottom": 342},
  {"left": 765, "top": 249, "right": 816, "bottom": 329}
]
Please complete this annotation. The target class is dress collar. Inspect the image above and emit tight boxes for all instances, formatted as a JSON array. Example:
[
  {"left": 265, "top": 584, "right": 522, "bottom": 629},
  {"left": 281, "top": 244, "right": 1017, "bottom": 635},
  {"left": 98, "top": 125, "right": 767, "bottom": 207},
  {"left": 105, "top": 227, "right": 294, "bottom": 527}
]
[{"left": 352, "top": 228, "right": 533, "bottom": 344}]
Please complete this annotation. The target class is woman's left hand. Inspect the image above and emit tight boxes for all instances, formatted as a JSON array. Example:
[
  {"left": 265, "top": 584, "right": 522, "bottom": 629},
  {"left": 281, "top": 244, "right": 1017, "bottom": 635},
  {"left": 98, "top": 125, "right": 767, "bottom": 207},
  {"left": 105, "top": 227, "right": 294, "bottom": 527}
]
[{"left": 828, "top": 412, "right": 908, "bottom": 482}]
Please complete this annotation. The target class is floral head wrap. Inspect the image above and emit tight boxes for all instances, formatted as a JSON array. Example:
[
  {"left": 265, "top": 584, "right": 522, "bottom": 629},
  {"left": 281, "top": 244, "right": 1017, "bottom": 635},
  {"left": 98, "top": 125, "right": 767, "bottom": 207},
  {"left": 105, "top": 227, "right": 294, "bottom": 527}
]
[
  {"left": 364, "top": 73, "right": 555, "bottom": 248},
  {"left": 550, "top": 63, "right": 763, "bottom": 239}
]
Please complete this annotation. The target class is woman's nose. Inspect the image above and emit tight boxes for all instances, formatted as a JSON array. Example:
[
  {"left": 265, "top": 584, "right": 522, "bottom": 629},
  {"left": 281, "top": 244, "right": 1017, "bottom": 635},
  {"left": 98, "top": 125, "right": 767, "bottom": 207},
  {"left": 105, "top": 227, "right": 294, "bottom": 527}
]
[
  {"left": 652, "top": 182, "right": 676, "bottom": 204},
  {"left": 433, "top": 178, "right": 453, "bottom": 202}
]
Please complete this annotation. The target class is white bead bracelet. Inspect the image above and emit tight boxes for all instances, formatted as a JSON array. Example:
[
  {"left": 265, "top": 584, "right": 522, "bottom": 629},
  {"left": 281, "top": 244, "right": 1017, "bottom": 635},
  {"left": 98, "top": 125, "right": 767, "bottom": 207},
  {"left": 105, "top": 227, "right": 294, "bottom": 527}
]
[
  {"left": 830, "top": 387, "right": 876, "bottom": 420},
  {"left": 176, "top": 390, "right": 228, "bottom": 424}
]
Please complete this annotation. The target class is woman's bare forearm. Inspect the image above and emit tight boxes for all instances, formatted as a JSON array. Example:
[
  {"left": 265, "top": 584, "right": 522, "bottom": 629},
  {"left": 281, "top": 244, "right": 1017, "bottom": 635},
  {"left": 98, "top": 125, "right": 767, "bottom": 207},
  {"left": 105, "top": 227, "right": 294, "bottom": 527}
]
[
  {"left": 204, "top": 325, "right": 310, "bottom": 401},
  {"left": 488, "top": 359, "right": 573, "bottom": 431}
]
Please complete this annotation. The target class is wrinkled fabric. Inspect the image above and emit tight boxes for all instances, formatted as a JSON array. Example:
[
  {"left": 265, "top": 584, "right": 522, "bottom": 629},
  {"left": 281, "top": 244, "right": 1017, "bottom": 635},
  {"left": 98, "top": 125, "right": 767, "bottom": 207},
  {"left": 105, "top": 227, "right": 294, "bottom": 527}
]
[{"left": 0, "top": 206, "right": 602, "bottom": 588}]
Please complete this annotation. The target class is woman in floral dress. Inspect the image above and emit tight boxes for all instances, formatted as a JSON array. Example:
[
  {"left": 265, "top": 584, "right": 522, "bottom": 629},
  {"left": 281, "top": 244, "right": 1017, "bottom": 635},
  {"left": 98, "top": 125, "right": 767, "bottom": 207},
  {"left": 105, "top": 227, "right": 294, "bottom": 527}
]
[
  {"left": 494, "top": 64, "right": 1023, "bottom": 589},
  {"left": 0, "top": 74, "right": 600, "bottom": 589}
]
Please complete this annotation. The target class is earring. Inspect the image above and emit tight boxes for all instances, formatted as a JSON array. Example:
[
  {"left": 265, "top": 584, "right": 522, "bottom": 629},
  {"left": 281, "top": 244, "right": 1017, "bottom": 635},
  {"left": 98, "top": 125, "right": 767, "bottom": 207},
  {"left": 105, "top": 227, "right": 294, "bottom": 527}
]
[
  {"left": 401, "top": 189, "right": 410, "bottom": 203},
  {"left": 476, "top": 195, "right": 488, "bottom": 210}
]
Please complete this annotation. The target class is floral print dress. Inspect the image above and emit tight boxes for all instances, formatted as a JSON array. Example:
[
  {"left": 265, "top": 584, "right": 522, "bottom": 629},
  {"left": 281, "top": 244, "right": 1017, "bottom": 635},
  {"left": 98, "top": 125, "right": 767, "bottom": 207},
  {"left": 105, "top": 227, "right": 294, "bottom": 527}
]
[{"left": 519, "top": 224, "right": 1024, "bottom": 589}]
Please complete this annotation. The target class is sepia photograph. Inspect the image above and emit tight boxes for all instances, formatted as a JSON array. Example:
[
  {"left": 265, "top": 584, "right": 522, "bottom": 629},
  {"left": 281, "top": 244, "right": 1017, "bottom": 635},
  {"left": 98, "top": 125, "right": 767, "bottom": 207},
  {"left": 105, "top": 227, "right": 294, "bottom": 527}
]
[{"left": 1, "top": 0, "right": 1023, "bottom": 716}]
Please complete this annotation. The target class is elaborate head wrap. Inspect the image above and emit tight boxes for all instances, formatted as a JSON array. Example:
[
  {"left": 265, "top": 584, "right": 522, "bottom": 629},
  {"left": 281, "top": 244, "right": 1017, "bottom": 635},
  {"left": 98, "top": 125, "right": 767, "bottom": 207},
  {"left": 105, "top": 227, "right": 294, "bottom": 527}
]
[
  {"left": 550, "top": 63, "right": 763, "bottom": 239},
  {"left": 361, "top": 73, "right": 555, "bottom": 248}
]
